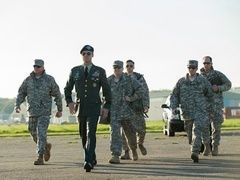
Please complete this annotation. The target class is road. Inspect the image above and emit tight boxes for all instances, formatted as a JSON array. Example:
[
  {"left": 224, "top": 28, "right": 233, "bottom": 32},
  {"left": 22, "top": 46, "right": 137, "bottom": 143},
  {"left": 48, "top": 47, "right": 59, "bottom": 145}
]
[{"left": 0, "top": 131, "right": 240, "bottom": 180}]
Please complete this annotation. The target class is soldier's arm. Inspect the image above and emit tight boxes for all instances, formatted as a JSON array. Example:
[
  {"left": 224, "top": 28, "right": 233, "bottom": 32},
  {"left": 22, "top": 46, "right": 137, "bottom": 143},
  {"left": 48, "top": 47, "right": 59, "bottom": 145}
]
[
  {"left": 217, "top": 71, "right": 232, "bottom": 92},
  {"left": 100, "top": 69, "right": 111, "bottom": 110},
  {"left": 15, "top": 79, "right": 28, "bottom": 108},
  {"left": 50, "top": 77, "right": 63, "bottom": 112},
  {"left": 170, "top": 80, "right": 181, "bottom": 110},
  {"left": 141, "top": 76, "right": 150, "bottom": 108},
  {"left": 129, "top": 78, "right": 145, "bottom": 102},
  {"left": 64, "top": 70, "right": 75, "bottom": 106}
]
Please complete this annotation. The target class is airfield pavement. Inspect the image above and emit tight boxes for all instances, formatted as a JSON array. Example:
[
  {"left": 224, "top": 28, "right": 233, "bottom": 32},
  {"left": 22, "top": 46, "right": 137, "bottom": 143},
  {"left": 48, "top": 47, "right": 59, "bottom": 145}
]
[{"left": 0, "top": 130, "right": 240, "bottom": 180}]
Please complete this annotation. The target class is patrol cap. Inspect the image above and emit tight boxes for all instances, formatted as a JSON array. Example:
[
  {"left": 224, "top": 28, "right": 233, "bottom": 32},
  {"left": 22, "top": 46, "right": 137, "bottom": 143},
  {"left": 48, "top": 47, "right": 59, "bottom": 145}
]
[
  {"left": 33, "top": 59, "right": 44, "bottom": 67},
  {"left": 187, "top": 60, "right": 198, "bottom": 67},
  {"left": 80, "top": 45, "right": 94, "bottom": 54},
  {"left": 113, "top": 60, "right": 123, "bottom": 68}
]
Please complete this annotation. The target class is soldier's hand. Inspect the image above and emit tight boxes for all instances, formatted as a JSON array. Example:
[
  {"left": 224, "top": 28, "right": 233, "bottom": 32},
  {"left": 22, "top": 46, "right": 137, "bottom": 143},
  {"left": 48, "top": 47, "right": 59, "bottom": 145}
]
[
  {"left": 55, "top": 111, "right": 62, "bottom": 118},
  {"left": 209, "top": 113, "right": 214, "bottom": 118},
  {"left": 101, "top": 108, "right": 109, "bottom": 120},
  {"left": 68, "top": 102, "right": 76, "bottom": 114},
  {"left": 172, "top": 109, "right": 177, "bottom": 115},
  {"left": 212, "top": 85, "right": 219, "bottom": 93},
  {"left": 144, "top": 106, "right": 149, "bottom": 113},
  {"left": 15, "top": 106, "right": 21, "bottom": 113},
  {"left": 125, "top": 96, "right": 131, "bottom": 102}
]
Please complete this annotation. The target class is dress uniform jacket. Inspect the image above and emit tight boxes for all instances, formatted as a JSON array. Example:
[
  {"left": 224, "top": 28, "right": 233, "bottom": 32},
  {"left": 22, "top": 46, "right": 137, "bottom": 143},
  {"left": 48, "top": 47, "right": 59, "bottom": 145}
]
[{"left": 64, "top": 64, "right": 111, "bottom": 116}]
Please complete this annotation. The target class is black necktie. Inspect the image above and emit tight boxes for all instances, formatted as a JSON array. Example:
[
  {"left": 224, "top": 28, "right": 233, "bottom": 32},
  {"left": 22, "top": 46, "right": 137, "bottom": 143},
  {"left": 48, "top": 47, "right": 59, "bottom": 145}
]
[{"left": 84, "top": 67, "right": 88, "bottom": 78}]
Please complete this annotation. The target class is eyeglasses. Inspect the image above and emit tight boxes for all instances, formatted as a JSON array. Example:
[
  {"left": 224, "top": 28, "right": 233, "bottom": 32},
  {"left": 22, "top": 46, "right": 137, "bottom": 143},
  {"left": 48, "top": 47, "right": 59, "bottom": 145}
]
[
  {"left": 203, "top": 62, "right": 211, "bottom": 65},
  {"left": 188, "top": 67, "right": 196, "bottom": 70},
  {"left": 82, "top": 52, "right": 92, "bottom": 56},
  {"left": 126, "top": 65, "right": 134, "bottom": 68},
  {"left": 113, "top": 66, "right": 122, "bottom": 69},
  {"left": 33, "top": 65, "right": 41, "bottom": 68}
]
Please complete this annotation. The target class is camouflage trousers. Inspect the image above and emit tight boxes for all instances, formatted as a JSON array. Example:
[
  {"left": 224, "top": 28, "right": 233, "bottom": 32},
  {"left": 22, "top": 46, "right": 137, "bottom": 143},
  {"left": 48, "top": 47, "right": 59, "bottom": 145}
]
[
  {"left": 28, "top": 116, "right": 50, "bottom": 154},
  {"left": 211, "top": 110, "right": 224, "bottom": 146},
  {"left": 184, "top": 117, "right": 210, "bottom": 152},
  {"left": 122, "top": 112, "right": 146, "bottom": 151},
  {"left": 110, "top": 118, "right": 137, "bottom": 156}
]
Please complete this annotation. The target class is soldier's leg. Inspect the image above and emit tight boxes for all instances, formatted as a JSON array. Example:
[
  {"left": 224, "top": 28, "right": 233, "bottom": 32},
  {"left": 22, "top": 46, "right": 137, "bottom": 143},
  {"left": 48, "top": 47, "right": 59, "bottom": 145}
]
[
  {"left": 134, "top": 113, "right": 146, "bottom": 145},
  {"left": 134, "top": 113, "right": 147, "bottom": 155},
  {"left": 121, "top": 120, "right": 138, "bottom": 161},
  {"left": 121, "top": 129, "right": 129, "bottom": 151},
  {"left": 184, "top": 120, "right": 193, "bottom": 145},
  {"left": 211, "top": 111, "right": 224, "bottom": 156},
  {"left": 37, "top": 116, "right": 50, "bottom": 155},
  {"left": 33, "top": 116, "right": 50, "bottom": 165},
  {"left": 84, "top": 116, "right": 98, "bottom": 166},
  {"left": 121, "top": 129, "right": 131, "bottom": 160},
  {"left": 110, "top": 117, "right": 122, "bottom": 156},
  {"left": 109, "top": 115, "right": 121, "bottom": 163},
  {"left": 28, "top": 116, "right": 38, "bottom": 144},
  {"left": 191, "top": 120, "right": 203, "bottom": 163},
  {"left": 201, "top": 117, "right": 211, "bottom": 156},
  {"left": 78, "top": 116, "right": 87, "bottom": 148}
]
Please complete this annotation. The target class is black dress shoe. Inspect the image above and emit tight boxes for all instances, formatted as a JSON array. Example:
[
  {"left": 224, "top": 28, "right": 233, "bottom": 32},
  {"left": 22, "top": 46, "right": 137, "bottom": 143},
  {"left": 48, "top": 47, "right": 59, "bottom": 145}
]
[{"left": 84, "top": 162, "right": 93, "bottom": 172}]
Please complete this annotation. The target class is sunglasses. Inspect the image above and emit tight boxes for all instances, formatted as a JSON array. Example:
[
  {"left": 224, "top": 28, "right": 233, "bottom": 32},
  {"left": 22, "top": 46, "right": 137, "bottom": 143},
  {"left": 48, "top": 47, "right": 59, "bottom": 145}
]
[
  {"left": 203, "top": 62, "right": 211, "bottom": 65},
  {"left": 82, "top": 52, "right": 92, "bottom": 56},
  {"left": 188, "top": 67, "right": 196, "bottom": 70},
  {"left": 33, "top": 65, "right": 41, "bottom": 68},
  {"left": 113, "top": 66, "right": 122, "bottom": 69},
  {"left": 126, "top": 65, "right": 134, "bottom": 68}
]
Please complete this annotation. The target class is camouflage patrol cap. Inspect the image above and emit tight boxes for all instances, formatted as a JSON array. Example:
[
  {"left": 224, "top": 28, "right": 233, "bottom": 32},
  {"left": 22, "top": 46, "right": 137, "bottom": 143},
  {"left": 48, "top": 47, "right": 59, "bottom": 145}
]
[
  {"left": 187, "top": 60, "right": 198, "bottom": 67},
  {"left": 80, "top": 45, "right": 94, "bottom": 54},
  {"left": 33, "top": 59, "right": 44, "bottom": 67},
  {"left": 113, "top": 60, "right": 123, "bottom": 68}
]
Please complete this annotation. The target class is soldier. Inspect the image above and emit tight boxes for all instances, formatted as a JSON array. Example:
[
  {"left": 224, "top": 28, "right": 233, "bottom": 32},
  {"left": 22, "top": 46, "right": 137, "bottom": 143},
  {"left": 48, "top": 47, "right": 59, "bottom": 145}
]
[
  {"left": 64, "top": 45, "right": 111, "bottom": 172},
  {"left": 170, "top": 60, "right": 214, "bottom": 163},
  {"left": 200, "top": 56, "right": 232, "bottom": 156},
  {"left": 15, "top": 59, "right": 62, "bottom": 165},
  {"left": 108, "top": 60, "right": 145, "bottom": 164},
  {"left": 121, "top": 60, "right": 150, "bottom": 160}
]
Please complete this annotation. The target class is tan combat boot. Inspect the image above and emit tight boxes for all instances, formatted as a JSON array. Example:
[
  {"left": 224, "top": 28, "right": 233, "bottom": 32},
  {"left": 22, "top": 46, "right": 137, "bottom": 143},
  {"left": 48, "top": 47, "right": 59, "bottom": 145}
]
[
  {"left": 212, "top": 145, "right": 218, "bottom": 156},
  {"left": 120, "top": 150, "right": 131, "bottom": 160},
  {"left": 109, "top": 155, "right": 120, "bottom": 164},
  {"left": 132, "top": 150, "right": 138, "bottom": 161},
  {"left": 203, "top": 145, "right": 211, "bottom": 156},
  {"left": 44, "top": 143, "right": 52, "bottom": 161},
  {"left": 34, "top": 154, "right": 44, "bottom": 165},
  {"left": 191, "top": 152, "right": 199, "bottom": 163},
  {"left": 139, "top": 144, "right": 147, "bottom": 155}
]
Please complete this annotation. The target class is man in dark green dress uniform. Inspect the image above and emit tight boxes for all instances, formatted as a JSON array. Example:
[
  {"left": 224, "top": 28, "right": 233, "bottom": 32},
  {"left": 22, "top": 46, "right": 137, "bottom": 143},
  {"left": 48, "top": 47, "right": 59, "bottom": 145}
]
[{"left": 64, "top": 45, "right": 111, "bottom": 172}]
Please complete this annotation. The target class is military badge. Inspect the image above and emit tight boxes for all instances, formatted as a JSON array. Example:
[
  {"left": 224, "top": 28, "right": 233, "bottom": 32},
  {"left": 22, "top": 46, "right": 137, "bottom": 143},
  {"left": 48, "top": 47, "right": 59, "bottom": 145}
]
[{"left": 92, "top": 71, "right": 100, "bottom": 77}]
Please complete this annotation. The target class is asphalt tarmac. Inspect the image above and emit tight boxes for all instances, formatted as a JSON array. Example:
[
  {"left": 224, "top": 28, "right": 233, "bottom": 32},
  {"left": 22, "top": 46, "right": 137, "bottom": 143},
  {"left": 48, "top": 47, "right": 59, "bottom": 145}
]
[{"left": 0, "top": 131, "right": 240, "bottom": 180}]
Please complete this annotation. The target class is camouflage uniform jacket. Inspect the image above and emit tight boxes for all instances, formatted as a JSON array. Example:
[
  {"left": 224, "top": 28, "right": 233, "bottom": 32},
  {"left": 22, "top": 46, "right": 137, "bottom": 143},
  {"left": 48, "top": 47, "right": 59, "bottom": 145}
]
[
  {"left": 126, "top": 72, "right": 150, "bottom": 108},
  {"left": 15, "top": 71, "right": 62, "bottom": 116},
  {"left": 200, "top": 67, "right": 232, "bottom": 109},
  {"left": 108, "top": 73, "right": 144, "bottom": 121},
  {"left": 170, "top": 73, "right": 214, "bottom": 120}
]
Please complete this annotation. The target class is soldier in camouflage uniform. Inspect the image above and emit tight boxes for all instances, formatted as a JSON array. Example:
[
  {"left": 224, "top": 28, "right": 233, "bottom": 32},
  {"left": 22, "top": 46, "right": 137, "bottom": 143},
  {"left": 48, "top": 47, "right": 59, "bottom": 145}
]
[
  {"left": 108, "top": 60, "right": 145, "bottom": 164},
  {"left": 121, "top": 60, "right": 150, "bottom": 160},
  {"left": 15, "top": 59, "right": 63, "bottom": 165},
  {"left": 200, "top": 56, "right": 232, "bottom": 156},
  {"left": 64, "top": 45, "right": 111, "bottom": 172},
  {"left": 170, "top": 60, "right": 214, "bottom": 163}
]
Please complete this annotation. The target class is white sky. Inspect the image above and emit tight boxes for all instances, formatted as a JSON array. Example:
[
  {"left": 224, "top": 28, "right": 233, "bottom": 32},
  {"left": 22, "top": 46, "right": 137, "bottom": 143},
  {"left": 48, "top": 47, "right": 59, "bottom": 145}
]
[{"left": 0, "top": 0, "right": 240, "bottom": 98}]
